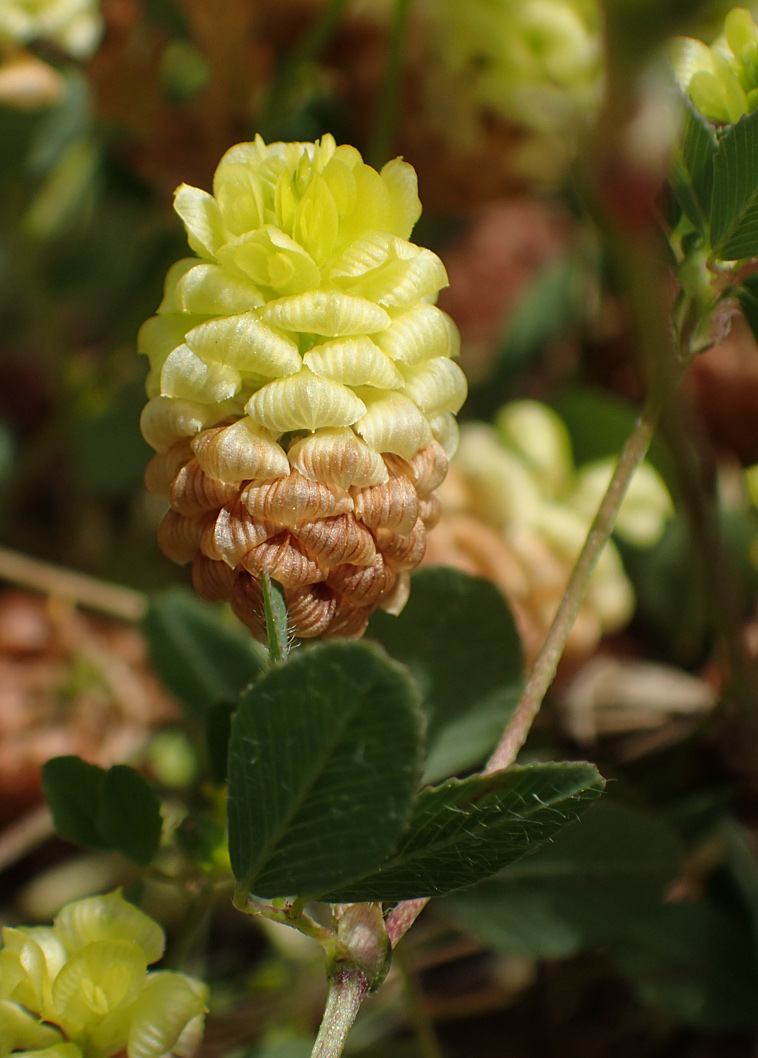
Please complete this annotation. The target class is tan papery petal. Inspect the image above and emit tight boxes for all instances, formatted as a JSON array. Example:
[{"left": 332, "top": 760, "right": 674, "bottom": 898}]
[
  {"left": 327, "top": 555, "right": 397, "bottom": 607},
  {"left": 241, "top": 471, "right": 352, "bottom": 527},
  {"left": 157, "top": 510, "right": 214, "bottom": 564},
  {"left": 241, "top": 533, "right": 326, "bottom": 588},
  {"left": 351, "top": 470, "right": 419, "bottom": 535},
  {"left": 192, "top": 554, "right": 237, "bottom": 602},
  {"left": 169, "top": 460, "right": 239, "bottom": 515},
  {"left": 202, "top": 505, "right": 277, "bottom": 566},
  {"left": 292, "top": 514, "right": 376, "bottom": 569},
  {"left": 144, "top": 440, "right": 194, "bottom": 497},
  {"left": 287, "top": 428, "right": 388, "bottom": 489},
  {"left": 191, "top": 419, "right": 289, "bottom": 482}
]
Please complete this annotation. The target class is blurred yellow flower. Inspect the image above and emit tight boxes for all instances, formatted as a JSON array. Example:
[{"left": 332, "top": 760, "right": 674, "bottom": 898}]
[
  {"left": 0, "top": 891, "right": 207, "bottom": 1058},
  {"left": 0, "top": 0, "right": 102, "bottom": 59}
]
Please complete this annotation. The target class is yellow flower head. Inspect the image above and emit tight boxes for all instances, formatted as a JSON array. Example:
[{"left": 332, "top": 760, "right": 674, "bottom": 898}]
[
  {"left": 139, "top": 135, "right": 465, "bottom": 639},
  {"left": 0, "top": 891, "right": 207, "bottom": 1058}
]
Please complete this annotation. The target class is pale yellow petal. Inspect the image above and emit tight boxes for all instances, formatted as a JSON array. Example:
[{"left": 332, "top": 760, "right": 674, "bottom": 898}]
[
  {"left": 303, "top": 336, "right": 403, "bottom": 388},
  {"left": 217, "top": 226, "right": 320, "bottom": 295},
  {"left": 246, "top": 369, "right": 366, "bottom": 432},
  {"left": 340, "top": 163, "right": 392, "bottom": 242},
  {"left": 380, "top": 157, "right": 422, "bottom": 238},
  {"left": 160, "top": 345, "right": 241, "bottom": 403},
  {"left": 140, "top": 396, "right": 234, "bottom": 453},
  {"left": 427, "top": 411, "right": 460, "bottom": 458},
  {"left": 0, "top": 998, "right": 63, "bottom": 1054},
  {"left": 52, "top": 940, "right": 146, "bottom": 1035},
  {"left": 261, "top": 290, "right": 390, "bottom": 336},
  {"left": 329, "top": 231, "right": 395, "bottom": 279},
  {"left": 173, "top": 185, "right": 226, "bottom": 258},
  {"left": 353, "top": 390, "right": 433, "bottom": 459},
  {"left": 293, "top": 173, "right": 339, "bottom": 262},
  {"left": 127, "top": 971, "right": 208, "bottom": 1058},
  {"left": 174, "top": 262, "right": 265, "bottom": 315},
  {"left": 185, "top": 314, "right": 301, "bottom": 375},
  {"left": 373, "top": 304, "right": 459, "bottom": 365},
  {"left": 53, "top": 891, "right": 165, "bottom": 964},
  {"left": 157, "top": 259, "right": 196, "bottom": 313},
  {"left": 400, "top": 357, "right": 467, "bottom": 415},
  {"left": 137, "top": 314, "right": 197, "bottom": 367},
  {"left": 0, "top": 928, "right": 50, "bottom": 1015},
  {"left": 339, "top": 246, "right": 448, "bottom": 311},
  {"left": 212, "top": 161, "right": 265, "bottom": 235}
]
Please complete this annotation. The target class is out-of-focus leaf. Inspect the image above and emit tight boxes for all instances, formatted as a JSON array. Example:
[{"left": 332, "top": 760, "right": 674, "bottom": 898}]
[
  {"left": 613, "top": 901, "right": 758, "bottom": 1030},
  {"left": 144, "top": 589, "right": 266, "bottom": 718},
  {"left": 42, "top": 756, "right": 108, "bottom": 850},
  {"left": 368, "top": 569, "right": 523, "bottom": 782},
  {"left": 97, "top": 765, "right": 162, "bottom": 866},
  {"left": 43, "top": 758, "right": 162, "bottom": 865},
  {"left": 206, "top": 700, "right": 237, "bottom": 786},
  {"left": 72, "top": 379, "right": 152, "bottom": 495},
  {"left": 444, "top": 800, "right": 683, "bottom": 958}
]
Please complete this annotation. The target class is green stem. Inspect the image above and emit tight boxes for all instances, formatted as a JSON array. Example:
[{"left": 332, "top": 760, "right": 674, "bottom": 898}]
[
  {"left": 311, "top": 966, "right": 369, "bottom": 1058},
  {"left": 484, "top": 393, "right": 660, "bottom": 774},
  {"left": 234, "top": 886, "right": 336, "bottom": 949},
  {"left": 368, "top": 0, "right": 413, "bottom": 168}
]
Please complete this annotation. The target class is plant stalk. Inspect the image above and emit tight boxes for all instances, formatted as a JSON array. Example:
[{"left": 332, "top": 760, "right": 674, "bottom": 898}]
[
  {"left": 311, "top": 966, "right": 369, "bottom": 1058},
  {"left": 485, "top": 393, "right": 660, "bottom": 773}
]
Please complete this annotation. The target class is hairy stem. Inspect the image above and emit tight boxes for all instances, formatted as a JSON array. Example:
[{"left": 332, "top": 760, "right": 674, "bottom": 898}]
[
  {"left": 485, "top": 394, "right": 659, "bottom": 773},
  {"left": 311, "top": 966, "right": 369, "bottom": 1058}
]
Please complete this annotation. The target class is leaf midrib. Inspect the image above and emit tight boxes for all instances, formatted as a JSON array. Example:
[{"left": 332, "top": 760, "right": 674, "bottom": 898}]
[
  {"left": 237, "top": 682, "right": 363, "bottom": 888},
  {"left": 318, "top": 776, "right": 600, "bottom": 895}
]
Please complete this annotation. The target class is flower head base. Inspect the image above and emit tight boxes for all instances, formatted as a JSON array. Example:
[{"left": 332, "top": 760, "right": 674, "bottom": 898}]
[
  {"left": 672, "top": 7, "right": 758, "bottom": 123},
  {"left": 0, "top": 891, "right": 207, "bottom": 1058},
  {"left": 139, "top": 135, "right": 465, "bottom": 640}
]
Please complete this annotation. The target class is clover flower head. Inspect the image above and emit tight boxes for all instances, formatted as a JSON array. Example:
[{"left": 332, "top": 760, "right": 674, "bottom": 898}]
[
  {"left": 0, "top": 0, "right": 103, "bottom": 59},
  {"left": 672, "top": 7, "right": 758, "bottom": 123},
  {"left": 0, "top": 891, "right": 208, "bottom": 1058},
  {"left": 139, "top": 134, "right": 465, "bottom": 640}
]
